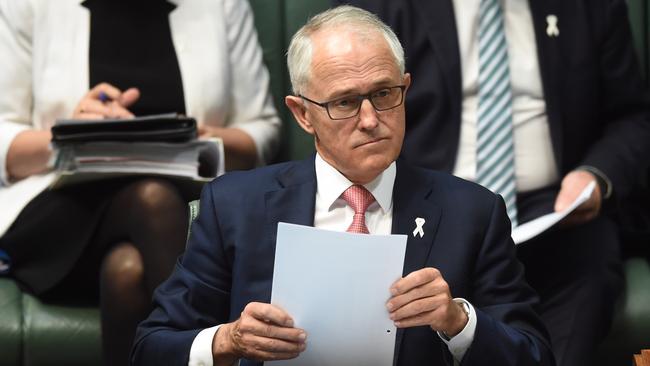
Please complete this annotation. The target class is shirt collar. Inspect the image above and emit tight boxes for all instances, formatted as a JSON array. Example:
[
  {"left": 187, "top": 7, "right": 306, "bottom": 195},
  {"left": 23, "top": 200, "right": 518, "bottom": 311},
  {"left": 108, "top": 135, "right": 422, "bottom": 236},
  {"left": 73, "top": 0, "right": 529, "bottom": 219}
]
[{"left": 315, "top": 153, "right": 395, "bottom": 213}]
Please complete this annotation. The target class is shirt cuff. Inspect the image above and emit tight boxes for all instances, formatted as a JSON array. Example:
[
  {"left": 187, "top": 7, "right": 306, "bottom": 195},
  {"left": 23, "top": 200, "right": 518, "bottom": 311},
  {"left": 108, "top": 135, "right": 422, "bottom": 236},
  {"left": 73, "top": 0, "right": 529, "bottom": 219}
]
[
  {"left": 437, "top": 298, "right": 477, "bottom": 362},
  {"left": 575, "top": 165, "right": 613, "bottom": 199},
  {"left": 189, "top": 325, "right": 221, "bottom": 366}
]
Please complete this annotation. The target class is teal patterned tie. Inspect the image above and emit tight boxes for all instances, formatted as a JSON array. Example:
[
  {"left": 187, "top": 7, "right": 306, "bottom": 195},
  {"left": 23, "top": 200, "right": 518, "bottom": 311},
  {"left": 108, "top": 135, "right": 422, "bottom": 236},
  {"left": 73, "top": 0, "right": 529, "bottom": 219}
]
[{"left": 476, "top": 0, "right": 518, "bottom": 227}]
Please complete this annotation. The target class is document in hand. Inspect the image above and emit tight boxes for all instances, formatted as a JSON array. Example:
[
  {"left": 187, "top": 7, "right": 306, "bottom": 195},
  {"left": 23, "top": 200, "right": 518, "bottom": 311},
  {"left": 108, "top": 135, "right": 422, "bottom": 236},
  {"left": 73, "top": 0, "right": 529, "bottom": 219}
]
[
  {"left": 511, "top": 182, "right": 596, "bottom": 244},
  {"left": 271, "top": 223, "right": 407, "bottom": 366},
  {"left": 50, "top": 114, "right": 224, "bottom": 188}
]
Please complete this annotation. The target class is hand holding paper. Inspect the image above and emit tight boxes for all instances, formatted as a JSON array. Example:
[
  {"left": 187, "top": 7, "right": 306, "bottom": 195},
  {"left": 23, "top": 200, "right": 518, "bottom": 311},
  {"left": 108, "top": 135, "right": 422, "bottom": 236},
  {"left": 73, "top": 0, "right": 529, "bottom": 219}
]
[
  {"left": 387, "top": 268, "right": 468, "bottom": 337},
  {"left": 554, "top": 170, "right": 602, "bottom": 226},
  {"left": 213, "top": 302, "right": 306, "bottom": 364},
  {"left": 512, "top": 181, "right": 596, "bottom": 244}
]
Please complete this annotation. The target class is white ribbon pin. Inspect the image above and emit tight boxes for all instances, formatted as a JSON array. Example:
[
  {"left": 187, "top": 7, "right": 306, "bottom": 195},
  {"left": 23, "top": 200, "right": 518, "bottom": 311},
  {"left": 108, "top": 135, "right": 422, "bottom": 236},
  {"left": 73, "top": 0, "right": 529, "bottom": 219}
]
[
  {"left": 412, "top": 217, "right": 425, "bottom": 238},
  {"left": 546, "top": 15, "right": 559, "bottom": 37}
]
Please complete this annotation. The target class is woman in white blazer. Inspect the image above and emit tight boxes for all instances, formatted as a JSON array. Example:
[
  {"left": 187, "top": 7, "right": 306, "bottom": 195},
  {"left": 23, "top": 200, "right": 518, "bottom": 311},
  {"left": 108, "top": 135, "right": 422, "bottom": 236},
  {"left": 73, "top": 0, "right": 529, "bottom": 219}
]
[{"left": 0, "top": 0, "right": 281, "bottom": 364}]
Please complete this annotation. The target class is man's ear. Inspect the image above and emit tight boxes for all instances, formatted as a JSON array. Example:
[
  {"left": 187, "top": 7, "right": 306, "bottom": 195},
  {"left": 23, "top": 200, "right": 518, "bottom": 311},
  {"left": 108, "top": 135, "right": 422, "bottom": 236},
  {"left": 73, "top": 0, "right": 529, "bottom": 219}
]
[
  {"left": 286, "top": 95, "right": 315, "bottom": 136},
  {"left": 403, "top": 73, "right": 412, "bottom": 93}
]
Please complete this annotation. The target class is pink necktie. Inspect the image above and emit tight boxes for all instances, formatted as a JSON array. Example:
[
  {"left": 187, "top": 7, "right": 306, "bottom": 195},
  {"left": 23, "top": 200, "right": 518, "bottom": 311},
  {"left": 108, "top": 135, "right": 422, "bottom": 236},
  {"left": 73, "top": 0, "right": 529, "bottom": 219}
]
[{"left": 341, "top": 185, "right": 376, "bottom": 234}]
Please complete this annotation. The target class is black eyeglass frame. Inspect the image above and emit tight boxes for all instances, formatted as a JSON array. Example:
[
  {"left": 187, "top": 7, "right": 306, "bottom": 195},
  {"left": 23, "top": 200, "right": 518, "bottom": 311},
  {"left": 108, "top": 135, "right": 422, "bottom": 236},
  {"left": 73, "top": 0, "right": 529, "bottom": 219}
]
[{"left": 298, "top": 85, "right": 406, "bottom": 120}]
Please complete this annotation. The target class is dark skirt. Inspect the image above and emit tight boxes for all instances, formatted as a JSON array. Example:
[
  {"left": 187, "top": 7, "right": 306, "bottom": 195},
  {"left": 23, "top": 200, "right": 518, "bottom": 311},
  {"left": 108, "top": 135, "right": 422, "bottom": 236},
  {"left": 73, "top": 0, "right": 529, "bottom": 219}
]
[
  {"left": 0, "top": 177, "right": 197, "bottom": 303},
  {"left": 0, "top": 180, "right": 128, "bottom": 302}
]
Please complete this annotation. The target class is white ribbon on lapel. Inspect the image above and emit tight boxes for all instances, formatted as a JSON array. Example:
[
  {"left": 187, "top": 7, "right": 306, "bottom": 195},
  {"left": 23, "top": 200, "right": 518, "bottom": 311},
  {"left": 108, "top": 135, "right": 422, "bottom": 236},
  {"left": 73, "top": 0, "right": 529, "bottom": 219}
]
[
  {"left": 412, "top": 217, "right": 425, "bottom": 238},
  {"left": 546, "top": 15, "right": 559, "bottom": 37}
]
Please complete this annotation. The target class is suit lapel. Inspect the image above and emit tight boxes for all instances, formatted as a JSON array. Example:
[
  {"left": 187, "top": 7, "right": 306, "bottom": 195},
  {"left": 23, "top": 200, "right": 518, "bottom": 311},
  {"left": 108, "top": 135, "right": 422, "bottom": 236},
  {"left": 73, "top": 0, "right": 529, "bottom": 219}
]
[
  {"left": 261, "top": 158, "right": 317, "bottom": 303},
  {"left": 265, "top": 157, "right": 317, "bottom": 237},
  {"left": 529, "top": 0, "right": 565, "bottom": 167},
  {"left": 391, "top": 161, "right": 442, "bottom": 364},
  {"left": 409, "top": 0, "right": 462, "bottom": 124}
]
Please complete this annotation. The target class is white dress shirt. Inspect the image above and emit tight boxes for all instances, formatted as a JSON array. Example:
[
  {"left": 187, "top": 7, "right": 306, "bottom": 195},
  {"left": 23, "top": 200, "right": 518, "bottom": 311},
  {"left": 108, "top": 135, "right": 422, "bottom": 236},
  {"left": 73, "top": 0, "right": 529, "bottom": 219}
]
[
  {"left": 451, "top": 0, "right": 560, "bottom": 192},
  {"left": 189, "top": 154, "right": 477, "bottom": 365}
]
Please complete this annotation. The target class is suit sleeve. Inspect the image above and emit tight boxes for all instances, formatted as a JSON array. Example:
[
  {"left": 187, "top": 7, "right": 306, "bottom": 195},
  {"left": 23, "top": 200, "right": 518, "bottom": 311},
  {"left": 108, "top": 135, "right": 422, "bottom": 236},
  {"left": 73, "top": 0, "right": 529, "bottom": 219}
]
[
  {"left": 131, "top": 181, "right": 233, "bottom": 365},
  {"left": 580, "top": 0, "right": 650, "bottom": 198},
  {"left": 461, "top": 196, "right": 555, "bottom": 366}
]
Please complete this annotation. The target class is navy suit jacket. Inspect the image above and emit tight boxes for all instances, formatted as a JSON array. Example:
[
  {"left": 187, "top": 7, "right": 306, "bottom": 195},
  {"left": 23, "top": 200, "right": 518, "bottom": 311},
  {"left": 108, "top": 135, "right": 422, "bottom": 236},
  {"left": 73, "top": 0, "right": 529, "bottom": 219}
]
[
  {"left": 132, "top": 158, "right": 554, "bottom": 365},
  {"left": 337, "top": 0, "right": 650, "bottom": 217}
]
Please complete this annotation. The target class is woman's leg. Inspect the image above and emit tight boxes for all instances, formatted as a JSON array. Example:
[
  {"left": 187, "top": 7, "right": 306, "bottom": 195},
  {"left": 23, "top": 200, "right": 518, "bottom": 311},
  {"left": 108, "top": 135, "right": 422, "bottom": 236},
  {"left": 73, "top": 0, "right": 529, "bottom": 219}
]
[
  {"left": 94, "top": 178, "right": 188, "bottom": 366},
  {"left": 99, "top": 243, "right": 149, "bottom": 366}
]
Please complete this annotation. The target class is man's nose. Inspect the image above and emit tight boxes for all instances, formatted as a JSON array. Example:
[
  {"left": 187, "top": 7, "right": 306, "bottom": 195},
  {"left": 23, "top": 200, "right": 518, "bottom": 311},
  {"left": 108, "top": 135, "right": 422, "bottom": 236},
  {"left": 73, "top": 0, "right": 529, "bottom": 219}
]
[{"left": 358, "top": 99, "right": 379, "bottom": 129}]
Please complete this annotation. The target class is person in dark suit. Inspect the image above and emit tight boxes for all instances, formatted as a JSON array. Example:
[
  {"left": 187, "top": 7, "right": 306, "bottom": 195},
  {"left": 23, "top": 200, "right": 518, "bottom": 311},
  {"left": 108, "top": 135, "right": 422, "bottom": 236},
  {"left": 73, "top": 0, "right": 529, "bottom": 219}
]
[
  {"left": 131, "top": 6, "right": 555, "bottom": 365},
  {"left": 335, "top": 0, "right": 650, "bottom": 365}
]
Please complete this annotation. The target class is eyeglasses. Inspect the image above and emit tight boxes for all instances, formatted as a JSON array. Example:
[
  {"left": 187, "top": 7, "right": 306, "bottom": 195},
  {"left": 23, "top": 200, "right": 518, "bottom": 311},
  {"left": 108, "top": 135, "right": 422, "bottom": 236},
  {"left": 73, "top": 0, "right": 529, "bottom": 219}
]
[{"left": 299, "top": 85, "right": 406, "bottom": 120}]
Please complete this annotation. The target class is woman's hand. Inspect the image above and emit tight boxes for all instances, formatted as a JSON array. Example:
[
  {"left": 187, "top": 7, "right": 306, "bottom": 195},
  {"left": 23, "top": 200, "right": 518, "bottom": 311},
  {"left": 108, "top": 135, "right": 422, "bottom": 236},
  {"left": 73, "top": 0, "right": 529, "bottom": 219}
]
[
  {"left": 198, "top": 125, "right": 258, "bottom": 170},
  {"left": 6, "top": 129, "right": 53, "bottom": 181},
  {"left": 73, "top": 83, "right": 140, "bottom": 119}
]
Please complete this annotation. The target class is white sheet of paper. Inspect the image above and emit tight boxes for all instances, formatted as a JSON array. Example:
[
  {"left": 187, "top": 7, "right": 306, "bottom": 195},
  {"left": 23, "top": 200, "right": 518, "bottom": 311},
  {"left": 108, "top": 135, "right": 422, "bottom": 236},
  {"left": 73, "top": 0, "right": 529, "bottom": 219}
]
[
  {"left": 512, "top": 181, "right": 596, "bottom": 244},
  {"left": 270, "top": 222, "right": 407, "bottom": 366}
]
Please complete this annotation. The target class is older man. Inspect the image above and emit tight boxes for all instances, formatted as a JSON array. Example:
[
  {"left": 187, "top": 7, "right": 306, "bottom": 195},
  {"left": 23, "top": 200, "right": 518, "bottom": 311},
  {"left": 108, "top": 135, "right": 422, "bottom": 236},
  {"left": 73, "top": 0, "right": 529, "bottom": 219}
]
[
  {"left": 131, "top": 6, "right": 554, "bottom": 366},
  {"left": 336, "top": 1, "right": 650, "bottom": 364}
]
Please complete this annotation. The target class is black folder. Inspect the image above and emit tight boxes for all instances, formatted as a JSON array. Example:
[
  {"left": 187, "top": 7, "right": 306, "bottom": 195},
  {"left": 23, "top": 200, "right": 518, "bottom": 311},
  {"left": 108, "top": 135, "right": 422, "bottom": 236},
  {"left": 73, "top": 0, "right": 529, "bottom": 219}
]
[{"left": 51, "top": 113, "right": 197, "bottom": 144}]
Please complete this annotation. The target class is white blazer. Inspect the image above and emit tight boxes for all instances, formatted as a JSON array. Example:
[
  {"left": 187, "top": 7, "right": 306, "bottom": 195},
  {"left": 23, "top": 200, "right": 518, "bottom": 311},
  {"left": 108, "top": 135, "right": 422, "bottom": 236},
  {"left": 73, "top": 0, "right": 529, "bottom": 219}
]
[{"left": 0, "top": 0, "right": 281, "bottom": 236}]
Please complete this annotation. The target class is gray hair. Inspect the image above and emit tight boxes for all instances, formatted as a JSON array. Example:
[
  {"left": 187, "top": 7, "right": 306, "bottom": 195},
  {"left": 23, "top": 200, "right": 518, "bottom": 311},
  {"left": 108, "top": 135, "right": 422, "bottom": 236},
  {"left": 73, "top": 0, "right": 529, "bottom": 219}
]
[{"left": 287, "top": 5, "right": 405, "bottom": 95}]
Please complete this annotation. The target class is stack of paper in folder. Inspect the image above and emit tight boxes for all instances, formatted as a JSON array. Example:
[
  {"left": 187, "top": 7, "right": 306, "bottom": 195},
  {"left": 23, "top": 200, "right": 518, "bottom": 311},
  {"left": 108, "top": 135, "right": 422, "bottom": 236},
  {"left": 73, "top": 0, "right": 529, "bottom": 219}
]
[{"left": 50, "top": 113, "right": 224, "bottom": 188}]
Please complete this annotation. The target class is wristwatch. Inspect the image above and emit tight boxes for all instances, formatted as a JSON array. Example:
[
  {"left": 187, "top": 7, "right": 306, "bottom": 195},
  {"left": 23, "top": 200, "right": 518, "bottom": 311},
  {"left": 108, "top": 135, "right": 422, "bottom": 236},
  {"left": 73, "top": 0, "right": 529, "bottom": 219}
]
[
  {"left": 441, "top": 299, "right": 471, "bottom": 340},
  {"left": 455, "top": 299, "right": 471, "bottom": 318}
]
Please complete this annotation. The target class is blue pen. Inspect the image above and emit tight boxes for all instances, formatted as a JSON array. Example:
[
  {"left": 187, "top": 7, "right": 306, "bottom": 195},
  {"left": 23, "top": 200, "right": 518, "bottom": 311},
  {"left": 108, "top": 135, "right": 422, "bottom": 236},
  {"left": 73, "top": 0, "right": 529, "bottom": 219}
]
[{"left": 99, "top": 91, "right": 111, "bottom": 103}]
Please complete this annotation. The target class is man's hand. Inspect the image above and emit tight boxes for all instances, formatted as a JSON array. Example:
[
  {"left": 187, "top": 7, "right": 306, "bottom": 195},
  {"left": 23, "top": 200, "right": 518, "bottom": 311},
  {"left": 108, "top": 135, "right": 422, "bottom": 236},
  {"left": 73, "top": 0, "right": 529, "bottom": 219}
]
[
  {"left": 386, "top": 268, "right": 468, "bottom": 337},
  {"left": 212, "top": 302, "right": 307, "bottom": 365},
  {"left": 554, "top": 170, "right": 602, "bottom": 226},
  {"left": 73, "top": 82, "right": 140, "bottom": 119}
]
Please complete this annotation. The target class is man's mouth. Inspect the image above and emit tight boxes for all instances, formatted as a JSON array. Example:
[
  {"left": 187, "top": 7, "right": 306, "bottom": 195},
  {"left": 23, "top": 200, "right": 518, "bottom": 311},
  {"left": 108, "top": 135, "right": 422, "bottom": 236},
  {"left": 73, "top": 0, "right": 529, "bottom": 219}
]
[{"left": 355, "top": 137, "right": 386, "bottom": 148}]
